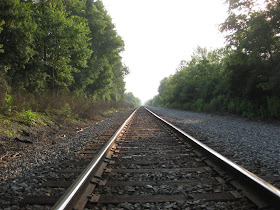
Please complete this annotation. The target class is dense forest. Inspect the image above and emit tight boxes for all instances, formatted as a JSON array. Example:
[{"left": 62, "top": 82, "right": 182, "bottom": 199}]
[
  {"left": 0, "top": 0, "right": 140, "bottom": 119},
  {"left": 147, "top": 0, "right": 280, "bottom": 119}
]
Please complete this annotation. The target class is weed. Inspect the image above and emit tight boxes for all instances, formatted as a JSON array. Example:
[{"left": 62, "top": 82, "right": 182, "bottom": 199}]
[
  {"left": 60, "top": 103, "right": 72, "bottom": 119},
  {"left": 4, "top": 95, "right": 12, "bottom": 115},
  {"left": 6, "top": 130, "right": 14, "bottom": 138},
  {"left": 22, "top": 109, "right": 37, "bottom": 126},
  {"left": 104, "top": 108, "right": 118, "bottom": 115}
]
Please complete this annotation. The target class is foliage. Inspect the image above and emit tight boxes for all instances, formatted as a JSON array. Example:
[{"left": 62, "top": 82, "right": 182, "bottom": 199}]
[
  {"left": 267, "top": 97, "right": 280, "bottom": 118},
  {"left": 0, "top": 0, "right": 130, "bottom": 103},
  {"left": 103, "top": 107, "right": 118, "bottom": 115},
  {"left": 0, "top": 0, "right": 37, "bottom": 91},
  {"left": 30, "top": 0, "right": 92, "bottom": 95},
  {"left": 0, "top": 72, "right": 10, "bottom": 111},
  {"left": 21, "top": 109, "right": 37, "bottom": 126},
  {"left": 55, "top": 103, "right": 72, "bottom": 120},
  {"left": 125, "top": 92, "right": 141, "bottom": 107},
  {"left": 2, "top": 95, "right": 13, "bottom": 116},
  {"left": 68, "top": 0, "right": 127, "bottom": 101},
  {"left": 147, "top": 1, "right": 280, "bottom": 119}
]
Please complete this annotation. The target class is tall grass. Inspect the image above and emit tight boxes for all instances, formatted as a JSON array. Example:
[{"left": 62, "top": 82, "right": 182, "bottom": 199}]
[{"left": 1, "top": 90, "right": 133, "bottom": 121}]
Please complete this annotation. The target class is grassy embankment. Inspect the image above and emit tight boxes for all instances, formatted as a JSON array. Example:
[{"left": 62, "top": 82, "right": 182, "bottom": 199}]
[{"left": 0, "top": 92, "right": 134, "bottom": 163}]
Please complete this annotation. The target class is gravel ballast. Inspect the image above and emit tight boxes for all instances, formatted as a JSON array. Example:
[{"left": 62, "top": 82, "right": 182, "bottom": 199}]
[
  {"left": 1, "top": 106, "right": 279, "bottom": 209},
  {"left": 0, "top": 109, "right": 134, "bottom": 209},
  {"left": 148, "top": 106, "right": 280, "bottom": 177}
]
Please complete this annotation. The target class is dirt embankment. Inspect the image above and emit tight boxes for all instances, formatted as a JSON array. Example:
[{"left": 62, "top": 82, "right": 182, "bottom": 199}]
[{"left": 0, "top": 112, "right": 108, "bottom": 169}]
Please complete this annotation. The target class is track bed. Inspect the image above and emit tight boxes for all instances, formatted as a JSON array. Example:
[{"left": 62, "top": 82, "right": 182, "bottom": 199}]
[{"left": 21, "top": 107, "right": 280, "bottom": 209}]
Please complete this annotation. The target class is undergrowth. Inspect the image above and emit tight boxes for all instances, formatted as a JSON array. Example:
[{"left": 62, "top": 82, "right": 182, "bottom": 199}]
[{"left": 0, "top": 91, "right": 134, "bottom": 139}]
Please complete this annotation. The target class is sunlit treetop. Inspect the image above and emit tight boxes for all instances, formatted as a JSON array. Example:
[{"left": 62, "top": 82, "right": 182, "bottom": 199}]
[{"left": 226, "top": 0, "right": 278, "bottom": 13}]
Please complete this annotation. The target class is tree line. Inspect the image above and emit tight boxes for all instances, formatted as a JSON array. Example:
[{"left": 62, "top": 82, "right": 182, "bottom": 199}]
[
  {"left": 0, "top": 0, "right": 136, "bottom": 113},
  {"left": 126, "top": 92, "right": 141, "bottom": 107},
  {"left": 147, "top": 0, "right": 280, "bottom": 119}
]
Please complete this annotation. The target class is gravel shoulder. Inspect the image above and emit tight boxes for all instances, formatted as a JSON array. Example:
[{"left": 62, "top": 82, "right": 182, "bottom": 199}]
[
  {"left": 147, "top": 106, "right": 280, "bottom": 176},
  {"left": 0, "top": 108, "right": 134, "bottom": 209}
]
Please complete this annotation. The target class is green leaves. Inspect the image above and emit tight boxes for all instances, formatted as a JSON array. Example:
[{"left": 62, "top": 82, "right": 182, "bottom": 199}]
[
  {"left": 0, "top": 0, "right": 127, "bottom": 103},
  {"left": 149, "top": 1, "right": 280, "bottom": 119},
  {"left": 22, "top": 109, "right": 37, "bottom": 126},
  {"left": 126, "top": 92, "right": 141, "bottom": 107},
  {"left": 0, "top": 0, "right": 37, "bottom": 72},
  {"left": 79, "top": 0, "right": 125, "bottom": 98}
]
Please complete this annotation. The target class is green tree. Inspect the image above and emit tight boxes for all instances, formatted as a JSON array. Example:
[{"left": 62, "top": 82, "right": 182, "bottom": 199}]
[
  {"left": 126, "top": 92, "right": 141, "bottom": 107},
  {"left": 150, "top": 0, "right": 280, "bottom": 118},
  {"left": 150, "top": 47, "right": 227, "bottom": 110},
  {"left": 110, "top": 62, "right": 129, "bottom": 102},
  {"left": 0, "top": 0, "right": 129, "bottom": 113},
  {"left": 0, "top": 0, "right": 37, "bottom": 91},
  {"left": 33, "top": 0, "right": 91, "bottom": 95},
  {"left": 83, "top": 0, "right": 125, "bottom": 100},
  {"left": 220, "top": 0, "right": 280, "bottom": 116}
]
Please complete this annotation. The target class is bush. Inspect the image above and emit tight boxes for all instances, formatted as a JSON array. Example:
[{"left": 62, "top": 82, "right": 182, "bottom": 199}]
[
  {"left": 257, "top": 105, "right": 267, "bottom": 118},
  {"left": 169, "top": 102, "right": 180, "bottom": 109},
  {"left": 1, "top": 89, "right": 133, "bottom": 123},
  {"left": 182, "top": 102, "right": 191, "bottom": 110},
  {"left": 227, "top": 99, "right": 236, "bottom": 113},
  {"left": 227, "top": 98, "right": 243, "bottom": 114},
  {"left": 240, "top": 100, "right": 255, "bottom": 118},
  {"left": 22, "top": 109, "right": 37, "bottom": 126},
  {"left": 0, "top": 74, "right": 10, "bottom": 113},
  {"left": 206, "top": 95, "right": 226, "bottom": 112},
  {"left": 4, "top": 95, "right": 12, "bottom": 116},
  {"left": 267, "top": 96, "right": 280, "bottom": 118},
  {"left": 191, "top": 98, "right": 204, "bottom": 112},
  {"left": 56, "top": 103, "right": 72, "bottom": 120}
]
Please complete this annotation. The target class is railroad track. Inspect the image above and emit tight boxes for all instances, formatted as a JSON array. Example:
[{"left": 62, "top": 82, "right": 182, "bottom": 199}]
[{"left": 21, "top": 107, "right": 280, "bottom": 209}]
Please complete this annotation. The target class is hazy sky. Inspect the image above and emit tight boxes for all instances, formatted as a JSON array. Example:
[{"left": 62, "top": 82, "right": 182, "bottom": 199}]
[{"left": 102, "top": 0, "right": 229, "bottom": 103}]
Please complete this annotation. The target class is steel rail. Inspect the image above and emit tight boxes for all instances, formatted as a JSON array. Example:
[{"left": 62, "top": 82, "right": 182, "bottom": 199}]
[
  {"left": 145, "top": 106, "right": 280, "bottom": 206},
  {"left": 52, "top": 108, "right": 138, "bottom": 210}
]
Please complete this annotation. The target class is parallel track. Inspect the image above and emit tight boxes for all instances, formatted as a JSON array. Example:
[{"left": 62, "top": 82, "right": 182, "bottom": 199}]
[{"left": 21, "top": 107, "right": 280, "bottom": 209}]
